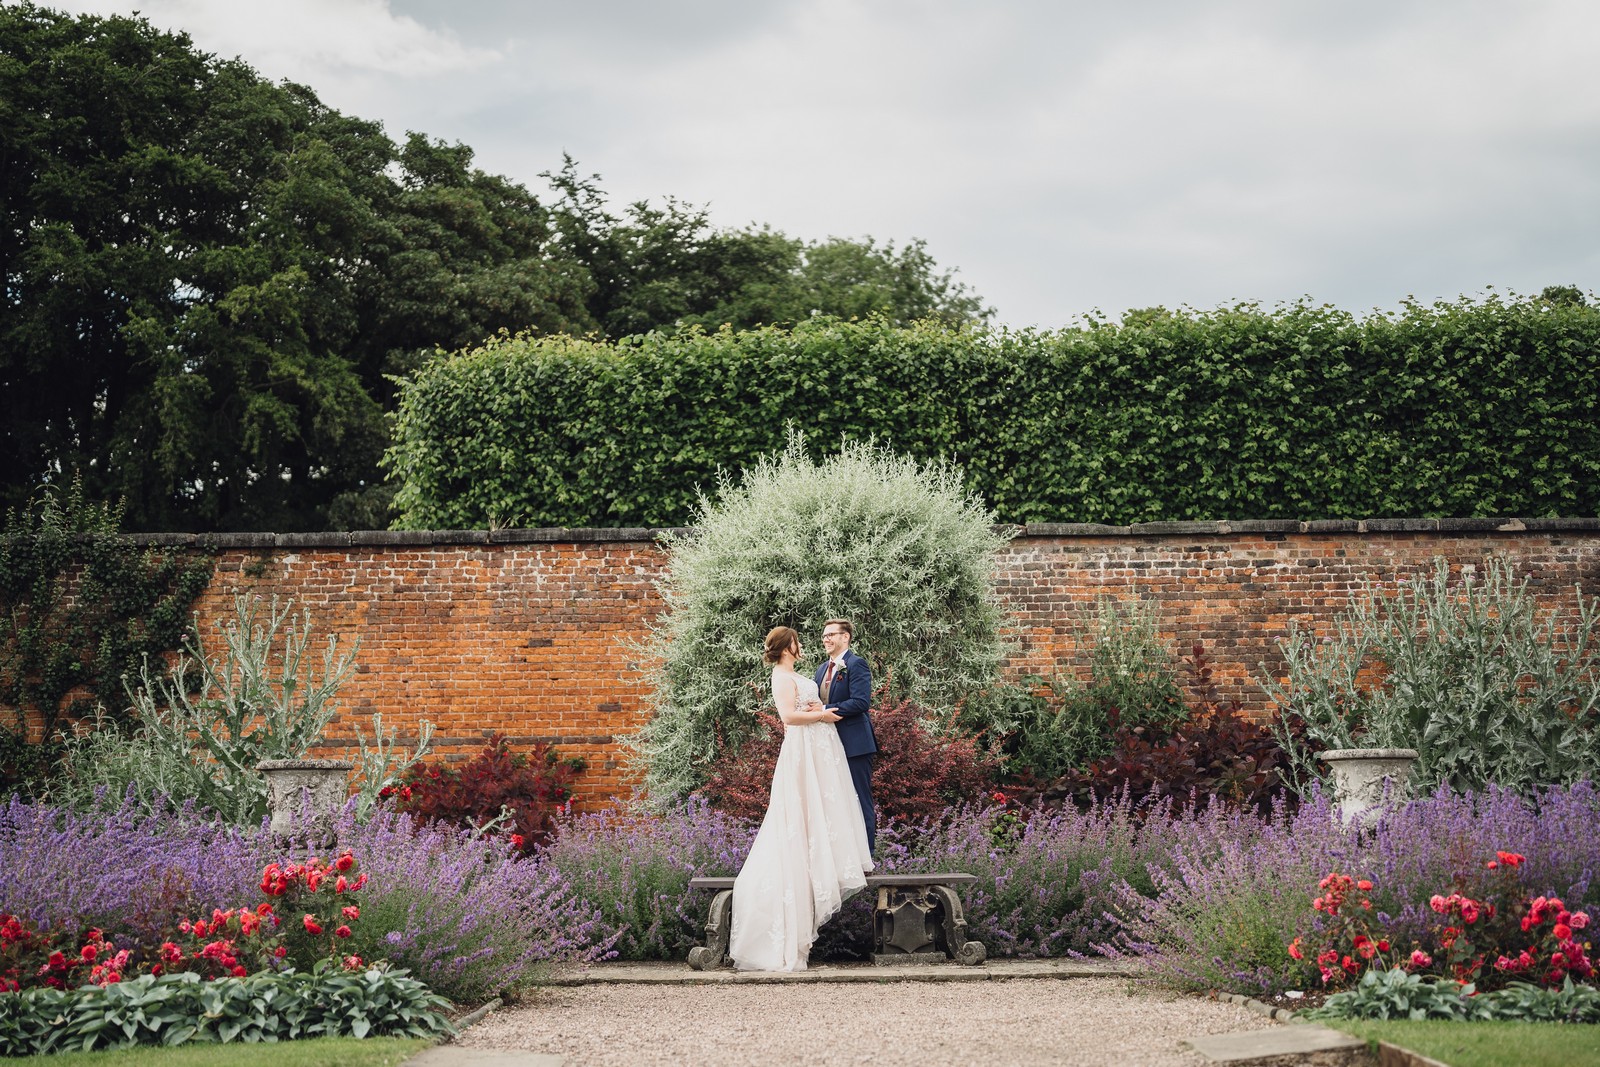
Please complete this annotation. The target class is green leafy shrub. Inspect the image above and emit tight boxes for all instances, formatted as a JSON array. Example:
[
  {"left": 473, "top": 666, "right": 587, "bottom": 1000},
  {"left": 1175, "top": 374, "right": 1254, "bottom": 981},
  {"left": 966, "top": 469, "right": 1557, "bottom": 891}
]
[
  {"left": 48, "top": 595, "right": 428, "bottom": 823},
  {"left": 385, "top": 296, "right": 1600, "bottom": 530},
  {"left": 1053, "top": 643, "right": 1303, "bottom": 814},
  {"left": 963, "top": 599, "right": 1186, "bottom": 780},
  {"left": 0, "top": 967, "right": 453, "bottom": 1055},
  {"left": 631, "top": 434, "right": 1011, "bottom": 800},
  {"left": 1265, "top": 558, "right": 1600, "bottom": 794}
]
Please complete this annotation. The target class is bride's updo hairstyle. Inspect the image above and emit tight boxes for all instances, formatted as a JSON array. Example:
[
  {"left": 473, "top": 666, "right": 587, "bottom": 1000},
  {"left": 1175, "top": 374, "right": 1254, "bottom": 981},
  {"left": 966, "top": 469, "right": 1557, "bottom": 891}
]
[{"left": 763, "top": 626, "right": 799, "bottom": 665}]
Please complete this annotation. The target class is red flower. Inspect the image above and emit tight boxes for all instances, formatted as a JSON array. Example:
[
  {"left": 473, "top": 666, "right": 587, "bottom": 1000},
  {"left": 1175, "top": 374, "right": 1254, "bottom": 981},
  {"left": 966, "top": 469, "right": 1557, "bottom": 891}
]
[
  {"left": 335, "top": 853, "right": 355, "bottom": 872},
  {"left": 303, "top": 915, "right": 323, "bottom": 936},
  {"left": 257, "top": 903, "right": 274, "bottom": 916},
  {"left": 510, "top": 834, "right": 525, "bottom": 851},
  {"left": 1429, "top": 894, "right": 1449, "bottom": 914},
  {"left": 1496, "top": 851, "right": 1525, "bottom": 867},
  {"left": 274, "top": 946, "right": 287, "bottom": 959},
  {"left": 1376, "top": 939, "right": 1390, "bottom": 952},
  {"left": 342, "top": 906, "right": 360, "bottom": 921},
  {"left": 334, "top": 925, "right": 352, "bottom": 939},
  {"left": 1410, "top": 949, "right": 1432, "bottom": 968},
  {"left": 231, "top": 965, "right": 248, "bottom": 977},
  {"left": 1570, "top": 912, "right": 1590, "bottom": 931},
  {"left": 1554, "top": 923, "right": 1573, "bottom": 940},
  {"left": 1287, "top": 938, "right": 1304, "bottom": 960},
  {"left": 79, "top": 945, "right": 97, "bottom": 962},
  {"left": 1357, "top": 880, "right": 1373, "bottom": 891},
  {"left": 335, "top": 875, "right": 349, "bottom": 894},
  {"left": 342, "top": 955, "right": 363, "bottom": 971}
]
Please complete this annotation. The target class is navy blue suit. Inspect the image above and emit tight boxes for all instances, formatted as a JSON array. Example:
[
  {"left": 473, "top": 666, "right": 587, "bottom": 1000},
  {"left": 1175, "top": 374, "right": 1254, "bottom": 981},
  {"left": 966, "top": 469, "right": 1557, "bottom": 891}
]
[{"left": 815, "top": 649, "right": 876, "bottom": 852}]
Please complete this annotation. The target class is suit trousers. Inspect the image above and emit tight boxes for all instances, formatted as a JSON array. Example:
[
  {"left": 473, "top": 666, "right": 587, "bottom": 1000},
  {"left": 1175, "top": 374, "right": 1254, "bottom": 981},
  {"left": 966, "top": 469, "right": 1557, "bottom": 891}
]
[{"left": 847, "top": 752, "right": 876, "bottom": 854}]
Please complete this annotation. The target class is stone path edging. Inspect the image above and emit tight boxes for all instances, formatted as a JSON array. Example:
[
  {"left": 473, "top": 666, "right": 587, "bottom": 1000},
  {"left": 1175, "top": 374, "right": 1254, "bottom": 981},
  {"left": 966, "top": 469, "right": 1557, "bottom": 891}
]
[
  {"left": 542, "top": 957, "right": 1135, "bottom": 986},
  {"left": 1216, "top": 989, "right": 1307, "bottom": 1024},
  {"left": 1214, "top": 993, "right": 1465, "bottom": 1067},
  {"left": 450, "top": 996, "right": 504, "bottom": 1032}
]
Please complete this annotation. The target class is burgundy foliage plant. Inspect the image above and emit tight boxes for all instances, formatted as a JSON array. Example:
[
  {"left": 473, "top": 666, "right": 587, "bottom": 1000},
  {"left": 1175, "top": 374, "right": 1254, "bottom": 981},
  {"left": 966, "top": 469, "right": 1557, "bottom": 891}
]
[
  {"left": 386, "top": 733, "right": 583, "bottom": 850},
  {"left": 698, "top": 688, "right": 999, "bottom": 825}
]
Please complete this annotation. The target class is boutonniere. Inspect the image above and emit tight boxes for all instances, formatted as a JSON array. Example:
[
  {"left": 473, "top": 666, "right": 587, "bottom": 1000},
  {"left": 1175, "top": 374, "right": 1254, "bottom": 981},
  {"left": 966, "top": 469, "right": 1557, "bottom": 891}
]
[{"left": 834, "top": 666, "right": 848, "bottom": 675}]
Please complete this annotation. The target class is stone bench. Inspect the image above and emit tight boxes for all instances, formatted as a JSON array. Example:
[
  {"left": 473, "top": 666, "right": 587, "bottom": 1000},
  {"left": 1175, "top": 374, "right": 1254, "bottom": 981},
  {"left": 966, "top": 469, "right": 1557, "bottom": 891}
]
[{"left": 686, "top": 873, "right": 987, "bottom": 970}]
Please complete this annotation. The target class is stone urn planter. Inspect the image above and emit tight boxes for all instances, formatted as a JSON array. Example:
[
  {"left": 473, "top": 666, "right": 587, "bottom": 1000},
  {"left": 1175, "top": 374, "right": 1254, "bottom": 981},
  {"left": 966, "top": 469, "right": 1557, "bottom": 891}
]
[
  {"left": 1321, "top": 748, "right": 1418, "bottom": 826},
  {"left": 257, "top": 759, "right": 354, "bottom": 837}
]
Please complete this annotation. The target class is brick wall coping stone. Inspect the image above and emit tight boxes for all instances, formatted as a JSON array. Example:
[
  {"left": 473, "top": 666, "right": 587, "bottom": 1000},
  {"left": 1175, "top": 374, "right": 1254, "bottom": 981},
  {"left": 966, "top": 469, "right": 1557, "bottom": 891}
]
[{"left": 95, "top": 516, "right": 1600, "bottom": 549}]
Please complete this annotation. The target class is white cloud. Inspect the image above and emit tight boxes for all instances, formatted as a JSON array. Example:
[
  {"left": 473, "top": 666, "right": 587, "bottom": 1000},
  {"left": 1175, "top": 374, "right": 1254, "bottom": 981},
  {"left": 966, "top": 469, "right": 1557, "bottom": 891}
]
[
  {"left": 50, "top": 0, "right": 497, "bottom": 79},
  {"left": 34, "top": 0, "right": 1600, "bottom": 324}
]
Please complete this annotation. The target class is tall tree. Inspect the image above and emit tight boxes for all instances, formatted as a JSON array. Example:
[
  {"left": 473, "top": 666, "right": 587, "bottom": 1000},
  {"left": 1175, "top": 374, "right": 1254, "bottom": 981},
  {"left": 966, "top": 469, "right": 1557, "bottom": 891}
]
[
  {"left": 0, "top": 6, "right": 591, "bottom": 530},
  {"left": 2, "top": 7, "right": 989, "bottom": 531},
  {"left": 542, "top": 156, "right": 990, "bottom": 336}
]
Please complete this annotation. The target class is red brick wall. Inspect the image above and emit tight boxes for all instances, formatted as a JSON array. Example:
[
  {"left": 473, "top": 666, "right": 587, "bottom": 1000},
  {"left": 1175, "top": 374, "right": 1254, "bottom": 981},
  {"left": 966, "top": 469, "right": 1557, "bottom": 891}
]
[{"left": 133, "top": 519, "right": 1600, "bottom": 806}]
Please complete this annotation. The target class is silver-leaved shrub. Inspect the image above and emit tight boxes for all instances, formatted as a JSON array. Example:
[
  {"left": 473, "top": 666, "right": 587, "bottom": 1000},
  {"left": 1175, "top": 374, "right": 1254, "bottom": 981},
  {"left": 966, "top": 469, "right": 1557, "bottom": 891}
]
[{"left": 631, "top": 433, "right": 1011, "bottom": 801}]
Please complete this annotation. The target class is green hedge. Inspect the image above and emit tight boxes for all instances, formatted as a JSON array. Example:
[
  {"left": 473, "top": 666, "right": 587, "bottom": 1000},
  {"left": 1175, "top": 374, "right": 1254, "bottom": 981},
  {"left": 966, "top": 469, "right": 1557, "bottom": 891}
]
[
  {"left": 0, "top": 969, "right": 452, "bottom": 1056},
  {"left": 384, "top": 296, "right": 1600, "bottom": 529}
]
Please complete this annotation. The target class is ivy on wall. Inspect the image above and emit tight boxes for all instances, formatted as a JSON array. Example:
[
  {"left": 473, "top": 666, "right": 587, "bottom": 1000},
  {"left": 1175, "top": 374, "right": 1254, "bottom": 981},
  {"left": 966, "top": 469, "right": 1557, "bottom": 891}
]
[{"left": 0, "top": 480, "right": 216, "bottom": 794}]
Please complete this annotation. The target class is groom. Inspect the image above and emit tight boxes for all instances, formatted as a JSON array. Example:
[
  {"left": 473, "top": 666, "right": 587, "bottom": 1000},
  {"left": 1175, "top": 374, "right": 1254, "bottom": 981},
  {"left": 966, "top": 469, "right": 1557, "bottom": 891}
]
[{"left": 815, "top": 618, "right": 877, "bottom": 853}]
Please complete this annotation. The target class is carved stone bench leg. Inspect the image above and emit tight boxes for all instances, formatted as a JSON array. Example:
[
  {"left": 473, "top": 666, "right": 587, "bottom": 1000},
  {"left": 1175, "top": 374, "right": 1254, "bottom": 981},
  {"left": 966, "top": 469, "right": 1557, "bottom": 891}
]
[
  {"left": 687, "top": 888, "right": 733, "bottom": 970},
  {"left": 926, "top": 884, "right": 986, "bottom": 966}
]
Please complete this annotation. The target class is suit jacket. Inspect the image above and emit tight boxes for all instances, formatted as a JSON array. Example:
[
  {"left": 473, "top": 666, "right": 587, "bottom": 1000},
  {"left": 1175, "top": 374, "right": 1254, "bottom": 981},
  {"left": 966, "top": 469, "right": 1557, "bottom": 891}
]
[{"left": 815, "top": 649, "right": 876, "bottom": 758}]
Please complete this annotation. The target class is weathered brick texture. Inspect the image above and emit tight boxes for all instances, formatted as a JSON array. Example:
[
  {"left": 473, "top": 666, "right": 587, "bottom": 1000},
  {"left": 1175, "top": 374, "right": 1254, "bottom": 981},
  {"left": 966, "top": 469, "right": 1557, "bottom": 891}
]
[{"left": 77, "top": 520, "right": 1600, "bottom": 806}]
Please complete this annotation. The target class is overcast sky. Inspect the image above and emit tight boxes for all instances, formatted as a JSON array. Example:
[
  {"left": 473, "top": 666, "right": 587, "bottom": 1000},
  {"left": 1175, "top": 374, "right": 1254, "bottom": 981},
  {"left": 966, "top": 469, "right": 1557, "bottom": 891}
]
[{"left": 44, "top": 0, "right": 1600, "bottom": 328}]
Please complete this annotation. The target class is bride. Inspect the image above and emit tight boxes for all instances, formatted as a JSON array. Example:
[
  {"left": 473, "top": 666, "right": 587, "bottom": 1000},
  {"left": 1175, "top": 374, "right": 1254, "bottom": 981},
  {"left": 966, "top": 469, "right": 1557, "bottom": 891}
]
[{"left": 728, "top": 625, "right": 875, "bottom": 971}]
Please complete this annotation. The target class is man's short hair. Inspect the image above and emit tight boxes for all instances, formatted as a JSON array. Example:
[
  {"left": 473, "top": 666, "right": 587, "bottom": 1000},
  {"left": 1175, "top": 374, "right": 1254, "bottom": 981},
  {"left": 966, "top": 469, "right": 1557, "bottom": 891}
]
[{"left": 823, "top": 618, "right": 854, "bottom": 638}]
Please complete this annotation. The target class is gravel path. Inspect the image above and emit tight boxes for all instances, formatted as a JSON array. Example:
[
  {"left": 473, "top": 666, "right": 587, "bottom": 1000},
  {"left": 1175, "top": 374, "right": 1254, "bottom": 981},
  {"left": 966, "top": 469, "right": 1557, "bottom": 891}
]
[{"left": 455, "top": 977, "right": 1278, "bottom": 1067}]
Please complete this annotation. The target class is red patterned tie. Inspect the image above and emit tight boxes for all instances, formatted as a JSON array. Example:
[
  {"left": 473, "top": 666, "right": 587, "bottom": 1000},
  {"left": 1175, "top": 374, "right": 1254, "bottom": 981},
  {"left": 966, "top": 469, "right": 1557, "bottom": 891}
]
[{"left": 822, "top": 661, "right": 836, "bottom": 702}]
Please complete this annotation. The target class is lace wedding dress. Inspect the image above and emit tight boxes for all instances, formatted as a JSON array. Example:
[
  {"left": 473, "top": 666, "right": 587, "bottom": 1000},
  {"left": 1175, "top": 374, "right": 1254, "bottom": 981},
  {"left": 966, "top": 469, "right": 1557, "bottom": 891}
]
[{"left": 728, "top": 669, "right": 874, "bottom": 971}]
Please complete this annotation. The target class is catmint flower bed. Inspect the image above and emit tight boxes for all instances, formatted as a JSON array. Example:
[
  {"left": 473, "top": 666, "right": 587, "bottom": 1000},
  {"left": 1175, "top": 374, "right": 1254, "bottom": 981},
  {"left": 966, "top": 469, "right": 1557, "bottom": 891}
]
[
  {"left": 0, "top": 795, "right": 612, "bottom": 1003},
  {"left": 1101, "top": 783, "right": 1600, "bottom": 996},
  {"left": 4, "top": 784, "right": 1595, "bottom": 1003}
]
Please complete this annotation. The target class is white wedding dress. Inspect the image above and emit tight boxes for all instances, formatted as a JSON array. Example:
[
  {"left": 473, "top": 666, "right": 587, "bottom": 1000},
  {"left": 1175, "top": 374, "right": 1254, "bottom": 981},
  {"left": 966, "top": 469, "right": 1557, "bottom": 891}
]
[{"left": 728, "top": 669, "right": 874, "bottom": 971}]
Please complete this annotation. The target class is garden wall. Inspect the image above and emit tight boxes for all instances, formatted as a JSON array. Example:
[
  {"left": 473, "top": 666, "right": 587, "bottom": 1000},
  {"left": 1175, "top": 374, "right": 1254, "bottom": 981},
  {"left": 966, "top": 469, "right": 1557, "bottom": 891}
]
[{"left": 142, "top": 518, "right": 1600, "bottom": 806}]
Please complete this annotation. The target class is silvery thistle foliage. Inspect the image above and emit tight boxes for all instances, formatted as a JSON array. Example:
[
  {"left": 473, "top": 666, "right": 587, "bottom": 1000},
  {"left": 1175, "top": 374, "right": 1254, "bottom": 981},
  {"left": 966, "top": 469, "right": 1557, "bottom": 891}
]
[
  {"left": 1264, "top": 557, "right": 1600, "bottom": 794},
  {"left": 630, "top": 432, "right": 1012, "bottom": 801},
  {"left": 48, "top": 595, "right": 431, "bottom": 824}
]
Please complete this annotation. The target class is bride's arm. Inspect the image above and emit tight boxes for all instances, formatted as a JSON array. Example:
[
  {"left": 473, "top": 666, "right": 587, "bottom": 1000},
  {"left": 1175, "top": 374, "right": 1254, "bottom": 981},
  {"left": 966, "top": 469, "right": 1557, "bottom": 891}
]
[{"left": 774, "top": 675, "right": 831, "bottom": 726}]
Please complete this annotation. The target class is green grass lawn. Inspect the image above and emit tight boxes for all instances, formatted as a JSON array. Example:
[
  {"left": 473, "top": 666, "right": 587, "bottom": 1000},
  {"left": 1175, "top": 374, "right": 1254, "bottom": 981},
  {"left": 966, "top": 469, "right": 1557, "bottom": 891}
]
[
  {"left": 1327, "top": 1019, "right": 1600, "bottom": 1067},
  {"left": 0, "top": 1036, "right": 435, "bottom": 1067}
]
